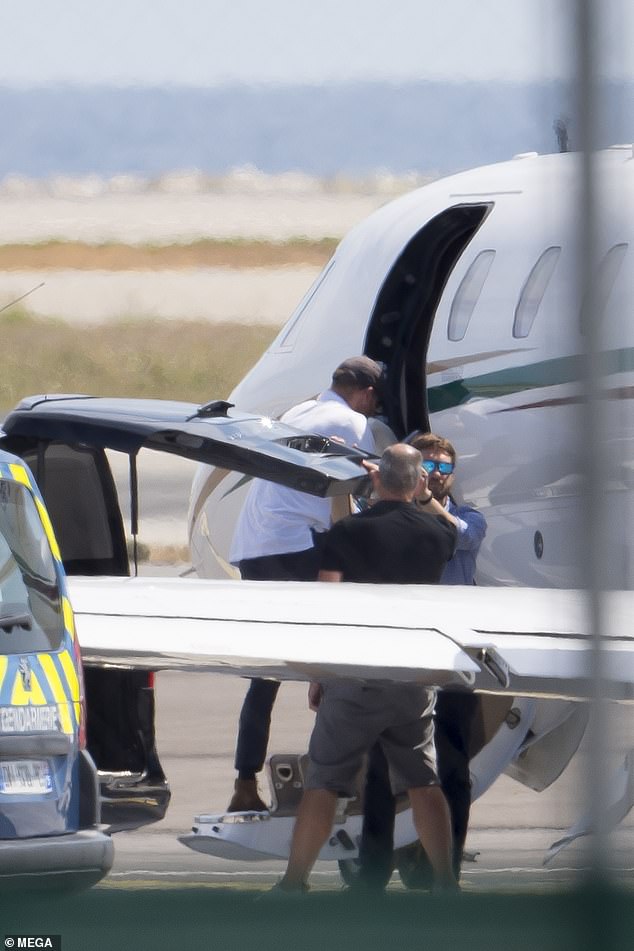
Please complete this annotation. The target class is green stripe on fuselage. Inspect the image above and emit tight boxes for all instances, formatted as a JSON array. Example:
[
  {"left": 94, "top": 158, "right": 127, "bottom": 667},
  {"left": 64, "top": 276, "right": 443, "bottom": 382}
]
[{"left": 427, "top": 347, "right": 634, "bottom": 413}]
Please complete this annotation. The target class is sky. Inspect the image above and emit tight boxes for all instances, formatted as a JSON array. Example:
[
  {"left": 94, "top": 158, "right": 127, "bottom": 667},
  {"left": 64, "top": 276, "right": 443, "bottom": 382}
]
[{"left": 0, "top": 0, "right": 632, "bottom": 87}]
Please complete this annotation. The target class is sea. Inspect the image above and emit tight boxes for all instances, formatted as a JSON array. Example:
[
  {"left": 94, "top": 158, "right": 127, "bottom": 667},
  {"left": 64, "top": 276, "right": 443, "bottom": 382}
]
[
  {"left": 1, "top": 79, "right": 631, "bottom": 324},
  {"left": 1, "top": 81, "right": 631, "bottom": 180}
]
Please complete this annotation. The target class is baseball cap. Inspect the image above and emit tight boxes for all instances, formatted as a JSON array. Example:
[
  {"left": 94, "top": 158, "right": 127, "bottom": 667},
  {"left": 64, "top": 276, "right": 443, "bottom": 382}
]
[{"left": 331, "top": 356, "right": 385, "bottom": 396}]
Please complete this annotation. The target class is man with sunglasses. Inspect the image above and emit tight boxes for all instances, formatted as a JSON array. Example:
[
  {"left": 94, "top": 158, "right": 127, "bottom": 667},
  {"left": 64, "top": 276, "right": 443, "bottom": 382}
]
[
  {"left": 412, "top": 433, "right": 486, "bottom": 586},
  {"left": 352, "top": 432, "right": 487, "bottom": 891}
]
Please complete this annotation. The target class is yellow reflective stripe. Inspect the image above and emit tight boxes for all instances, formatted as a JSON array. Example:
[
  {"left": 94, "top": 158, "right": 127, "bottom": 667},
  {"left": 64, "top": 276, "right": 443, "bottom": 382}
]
[
  {"left": 0, "top": 656, "right": 7, "bottom": 692},
  {"left": 38, "top": 654, "right": 74, "bottom": 735},
  {"left": 10, "top": 668, "right": 48, "bottom": 706},
  {"left": 58, "top": 650, "right": 80, "bottom": 701},
  {"left": 8, "top": 463, "right": 31, "bottom": 487},
  {"left": 34, "top": 497, "right": 62, "bottom": 562},
  {"left": 62, "top": 597, "right": 76, "bottom": 640},
  {"left": 5, "top": 464, "right": 62, "bottom": 561}
]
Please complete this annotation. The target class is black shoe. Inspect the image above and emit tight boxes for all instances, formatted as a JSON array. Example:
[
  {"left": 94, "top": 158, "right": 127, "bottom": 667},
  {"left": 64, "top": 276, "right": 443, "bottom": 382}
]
[{"left": 227, "top": 778, "right": 268, "bottom": 812}]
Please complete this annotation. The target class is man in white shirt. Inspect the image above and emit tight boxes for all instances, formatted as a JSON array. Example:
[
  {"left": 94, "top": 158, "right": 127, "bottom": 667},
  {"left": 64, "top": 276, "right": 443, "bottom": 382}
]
[{"left": 227, "top": 356, "right": 383, "bottom": 812}]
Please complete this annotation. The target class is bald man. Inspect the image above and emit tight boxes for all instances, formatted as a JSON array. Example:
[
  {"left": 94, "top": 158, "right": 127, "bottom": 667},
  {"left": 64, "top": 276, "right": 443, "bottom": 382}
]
[{"left": 265, "top": 444, "right": 458, "bottom": 895}]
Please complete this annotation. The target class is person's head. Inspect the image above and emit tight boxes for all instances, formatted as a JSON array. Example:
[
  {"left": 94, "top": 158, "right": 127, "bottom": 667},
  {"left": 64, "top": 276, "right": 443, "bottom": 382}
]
[
  {"left": 373, "top": 443, "right": 423, "bottom": 501},
  {"left": 331, "top": 356, "right": 384, "bottom": 418},
  {"left": 409, "top": 432, "right": 456, "bottom": 502}
]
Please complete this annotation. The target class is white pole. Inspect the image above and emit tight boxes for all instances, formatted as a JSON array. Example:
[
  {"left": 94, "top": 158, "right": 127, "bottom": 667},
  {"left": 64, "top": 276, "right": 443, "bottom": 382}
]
[{"left": 575, "top": 0, "right": 610, "bottom": 881}]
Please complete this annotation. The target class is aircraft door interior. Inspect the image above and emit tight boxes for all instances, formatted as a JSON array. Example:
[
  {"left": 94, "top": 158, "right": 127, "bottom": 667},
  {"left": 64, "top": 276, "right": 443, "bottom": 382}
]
[{"left": 364, "top": 203, "right": 492, "bottom": 437}]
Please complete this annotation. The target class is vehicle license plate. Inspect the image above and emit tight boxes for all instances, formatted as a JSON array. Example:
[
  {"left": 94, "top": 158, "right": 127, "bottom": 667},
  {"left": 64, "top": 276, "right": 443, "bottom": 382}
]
[{"left": 0, "top": 760, "right": 53, "bottom": 794}]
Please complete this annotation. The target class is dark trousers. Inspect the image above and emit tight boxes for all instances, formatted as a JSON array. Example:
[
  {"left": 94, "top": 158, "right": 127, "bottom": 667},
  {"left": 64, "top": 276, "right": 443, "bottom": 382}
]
[
  {"left": 358, "top": 690, "right": 479, "bottom": 886},
  {"left": 235, "top": 541, "right": 323, "bottom": 777}
]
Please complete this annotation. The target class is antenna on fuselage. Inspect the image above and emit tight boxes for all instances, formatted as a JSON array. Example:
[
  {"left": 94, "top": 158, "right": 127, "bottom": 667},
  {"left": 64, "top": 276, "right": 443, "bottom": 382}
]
[{"left": 553, "top": 117, "right": 571, "bottom": 153}]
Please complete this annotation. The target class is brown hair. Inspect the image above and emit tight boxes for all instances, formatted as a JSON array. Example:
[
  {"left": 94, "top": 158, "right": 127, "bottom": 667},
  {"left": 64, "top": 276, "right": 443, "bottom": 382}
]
[
  {"left": 409, "top": 432, "right": 456, "bottom": 464},
  {"left": 331, "top": 356, "right": 384, "bottom": 396}
]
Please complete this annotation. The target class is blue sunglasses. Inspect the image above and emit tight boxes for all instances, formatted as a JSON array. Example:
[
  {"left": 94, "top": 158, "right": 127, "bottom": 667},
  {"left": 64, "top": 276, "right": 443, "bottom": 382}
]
[{"left": 421, "top": 460, "right": 454, "bottom": 475}]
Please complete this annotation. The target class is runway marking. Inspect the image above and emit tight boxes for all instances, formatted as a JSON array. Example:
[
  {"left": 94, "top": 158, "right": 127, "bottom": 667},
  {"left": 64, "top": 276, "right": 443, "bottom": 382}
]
[
  {"left": 99, "top": 871, "right": 342, "bottom": 892},
  {"left": 101, "top": 866, "right": 634, "bottom": 893},
  {"left": 107, "top": 869, "right": 336, "bottom": 879},
  {"left": 108, "top": 866, "right": 634, "bottom": 877},
  {"left": 462, "top": 866, "right": 634, "bottom": 874}
]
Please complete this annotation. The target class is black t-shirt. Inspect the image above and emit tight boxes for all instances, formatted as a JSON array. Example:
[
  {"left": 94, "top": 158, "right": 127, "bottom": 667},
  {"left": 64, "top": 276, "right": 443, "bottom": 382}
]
[{"left": 320, "top": 500, "right": 457, "bottom": 584}]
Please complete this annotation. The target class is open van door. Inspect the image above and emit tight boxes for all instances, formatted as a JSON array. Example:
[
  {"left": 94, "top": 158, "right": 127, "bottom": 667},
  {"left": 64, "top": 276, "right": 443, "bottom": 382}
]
[{"left": 0, "top": 394, "right": 371, "bottom": 830}]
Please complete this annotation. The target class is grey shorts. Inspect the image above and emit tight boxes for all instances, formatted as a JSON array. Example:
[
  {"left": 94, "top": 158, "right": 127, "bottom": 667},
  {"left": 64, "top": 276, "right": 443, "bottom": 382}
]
[{"left": 304, "top": 682, "right": 438, "bottom": 797}]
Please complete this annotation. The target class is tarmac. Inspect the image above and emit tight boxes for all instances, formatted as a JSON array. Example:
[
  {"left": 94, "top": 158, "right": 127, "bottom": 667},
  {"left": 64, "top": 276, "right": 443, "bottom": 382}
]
[
  {"left": 101, "top": 451, "right": 634, "bottom": 895},
  {"left": 106, "top": 670, "right": 633, "bottom": 893},
  {"left": 8, "top": 458, "right": 633, "bottom": 951}
]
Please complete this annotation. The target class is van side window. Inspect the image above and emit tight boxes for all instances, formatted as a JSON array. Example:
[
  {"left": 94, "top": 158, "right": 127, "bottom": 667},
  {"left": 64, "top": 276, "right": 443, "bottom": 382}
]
[
  {"left": 513, "top": 246, "right": 561, "bottom": 338},
  {"left": 448, "top": 250, "right": 495, "bottom": 341}
]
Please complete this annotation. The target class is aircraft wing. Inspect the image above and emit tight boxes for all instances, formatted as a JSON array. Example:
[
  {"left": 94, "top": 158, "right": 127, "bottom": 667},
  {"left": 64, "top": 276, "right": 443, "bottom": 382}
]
[{"left": 69, "top": 578, "right": 634, "bottom": 703}]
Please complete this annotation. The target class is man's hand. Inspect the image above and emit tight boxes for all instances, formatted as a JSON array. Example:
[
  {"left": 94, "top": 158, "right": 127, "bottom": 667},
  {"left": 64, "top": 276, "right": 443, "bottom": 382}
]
[
  {"left": 318, "top": 569, "right": 343, "bottom": 582},
  {"left": 308, "top": 682, "right": 323, "bottom": 711},
  {"left": 414, "top": 467, "right": 430, "bottom": 502}
]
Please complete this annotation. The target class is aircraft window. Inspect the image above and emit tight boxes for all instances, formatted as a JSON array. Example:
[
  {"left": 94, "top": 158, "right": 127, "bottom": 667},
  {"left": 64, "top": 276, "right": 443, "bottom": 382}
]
[
  {"left": 447, "top": 250, "right": 495, "bottom": 341},
  {"left": 580, "top": 243, "right": 628, "bottom": 332},
  {"left": 513, "top": 246, "right": 561, "bottom": 338},
  {"left": 268, "top": 258, "right": 336, "bottom": 352}
]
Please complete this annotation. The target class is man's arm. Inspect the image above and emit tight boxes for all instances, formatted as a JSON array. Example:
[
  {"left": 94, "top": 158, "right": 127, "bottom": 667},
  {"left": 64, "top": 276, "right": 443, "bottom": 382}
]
[
  {"left": 318, "top": 569, "right": 343, "bottom": 582},
  {"left": 413, "top": 469, "right": 461, "bottom": 528},
  {"left": 418, "top": 492, "right": 460, "bottom": 528},
  {"left": 308, "top": 682, "right": 323, "bottom": 711},
  {"left": 319, "top": 511, "right": 348, "bottom": 582},
  {"left": 450, "top": 507, "right": 487, "bottom": 551}
]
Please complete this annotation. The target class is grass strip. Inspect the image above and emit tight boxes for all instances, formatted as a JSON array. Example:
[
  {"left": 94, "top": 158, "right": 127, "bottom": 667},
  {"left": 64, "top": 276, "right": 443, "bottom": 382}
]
[
  {"left": 1, "top": 311, "right": 278, "bottom": 414},
  {"left": 0, "top": 237, "right": 337, "bottom": 271}
]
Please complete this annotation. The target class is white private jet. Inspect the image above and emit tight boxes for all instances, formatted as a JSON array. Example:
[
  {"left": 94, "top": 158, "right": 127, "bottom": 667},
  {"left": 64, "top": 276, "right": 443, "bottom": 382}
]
[
  {"left": 179, "top": 145, "right": 634, "bottom": 875},
  {"left": 189, "top": 145, "right": 633, "bottom": 590},
  {"left": 1, "top": 147, "right": 631, "bottom": 887}
]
